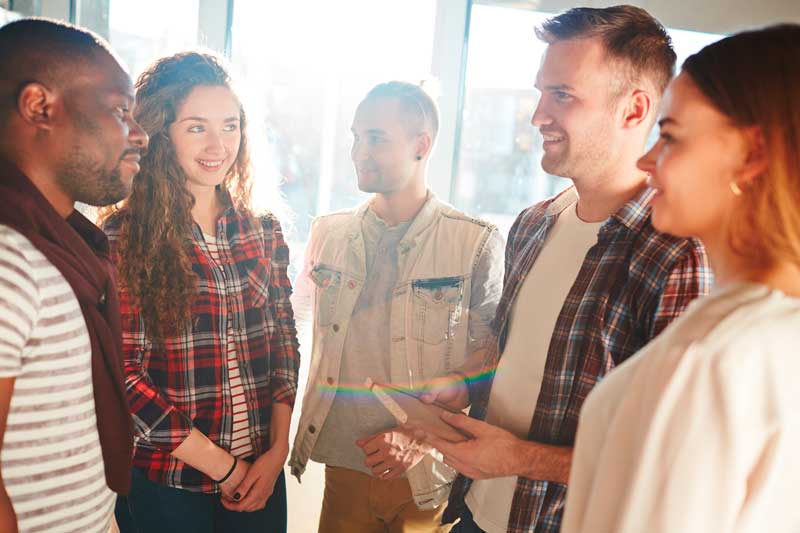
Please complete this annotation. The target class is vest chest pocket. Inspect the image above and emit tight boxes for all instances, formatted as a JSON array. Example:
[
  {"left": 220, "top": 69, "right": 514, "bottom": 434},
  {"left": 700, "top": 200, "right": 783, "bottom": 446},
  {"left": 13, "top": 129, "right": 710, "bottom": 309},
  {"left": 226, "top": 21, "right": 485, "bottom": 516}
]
[
  {"left": 411, "top": 276, "right": 465, "bottom": 345},
  {"left": 310, "top": 264, "right": 343, "bottom": 327}
]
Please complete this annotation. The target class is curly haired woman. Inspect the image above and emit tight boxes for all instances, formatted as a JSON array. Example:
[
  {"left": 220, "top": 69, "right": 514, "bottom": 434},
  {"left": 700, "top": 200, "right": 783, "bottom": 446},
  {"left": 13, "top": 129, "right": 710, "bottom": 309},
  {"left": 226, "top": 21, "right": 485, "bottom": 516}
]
[{"left": 102, "top": 51, "right": 299, "bottom": 533}]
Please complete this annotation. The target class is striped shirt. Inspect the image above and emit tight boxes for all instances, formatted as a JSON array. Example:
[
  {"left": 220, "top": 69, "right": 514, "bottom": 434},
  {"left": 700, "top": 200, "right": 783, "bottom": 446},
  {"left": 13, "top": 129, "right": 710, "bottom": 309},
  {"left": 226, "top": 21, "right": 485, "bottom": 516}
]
[
  {"left": 204, "top": 233, "right": 254, "bottom": 459},
  {"left": 448, "top": 186, "right": 712, "bottom": 532},
  {"left": 0, "top": 225, "right": 114, "bottom": 533}
]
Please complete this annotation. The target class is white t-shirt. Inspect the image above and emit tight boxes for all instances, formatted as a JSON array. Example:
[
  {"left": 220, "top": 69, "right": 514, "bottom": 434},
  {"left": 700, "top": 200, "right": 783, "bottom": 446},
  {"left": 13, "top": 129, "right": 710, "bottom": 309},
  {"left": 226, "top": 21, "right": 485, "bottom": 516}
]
[
  {"left": 0, "top": 225, "right": 114, "bottom": 533},
  {"left": 466, "top": 202, "right": 602, "bottom": 533},
  {"left": 562, "top": 282, "right": 800, "bottom": 533}
]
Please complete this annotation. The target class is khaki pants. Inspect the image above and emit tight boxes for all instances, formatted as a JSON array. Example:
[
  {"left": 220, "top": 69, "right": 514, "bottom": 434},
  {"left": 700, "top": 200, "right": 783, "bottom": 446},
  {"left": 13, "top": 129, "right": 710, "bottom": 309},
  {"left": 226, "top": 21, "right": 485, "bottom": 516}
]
[{"left": 318, "top": 466, "right": 453, "bottom": 533}]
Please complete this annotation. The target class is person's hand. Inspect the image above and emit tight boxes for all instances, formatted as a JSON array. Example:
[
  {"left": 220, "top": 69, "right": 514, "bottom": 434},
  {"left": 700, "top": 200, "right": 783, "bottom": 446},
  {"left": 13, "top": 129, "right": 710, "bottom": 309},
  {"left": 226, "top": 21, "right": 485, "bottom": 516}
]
[
  {"left": 414, "top": 412, "right": 524, "bottom": 480},
  {"left": 418, "top": 373, "right": 470, "bottom": 411},
  {"left": 218, "top": 456, "right": 250, "bottom": 500},
  {"left": 356, "top": 429, "right": 432, "bottom": 480},
  {"left": 221, "top": 447, "right": 287, "bottom": 512}
]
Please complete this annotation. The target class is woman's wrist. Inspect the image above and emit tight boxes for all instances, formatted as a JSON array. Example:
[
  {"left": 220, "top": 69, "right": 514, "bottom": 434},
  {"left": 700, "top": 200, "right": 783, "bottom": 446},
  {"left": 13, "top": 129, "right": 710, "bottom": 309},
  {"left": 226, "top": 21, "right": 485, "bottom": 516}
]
[
  {"left": 215, "top": 456, "right": 238, "bottom": 484},
  {"left": 172, "top": 428, "right": 236, "bottom": 481},
  {"left": 268, "top": 439, "right": 289, "bottom": 460},
  {"left": 207, "top": 447, "right": 237, "bottom": 481}
]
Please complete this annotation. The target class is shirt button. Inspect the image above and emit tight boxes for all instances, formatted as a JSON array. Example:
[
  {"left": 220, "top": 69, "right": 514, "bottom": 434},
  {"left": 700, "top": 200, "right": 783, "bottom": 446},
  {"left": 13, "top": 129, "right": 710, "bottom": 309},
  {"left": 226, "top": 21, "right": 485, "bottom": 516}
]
[
  {"left": 327, "top": 377, "right": 335, "bottom": 385},
  {"left": 309, "top": 425, "right": 316, "bottom": 434},
  {"left": 347, "top": 280, "right": 356, "bottom": 289},
  {"left": 434, "top": 289, "right": 443, "bottom": 301},
  {"left": 332, "top": 324, "right": 340, "bottom": 332}
]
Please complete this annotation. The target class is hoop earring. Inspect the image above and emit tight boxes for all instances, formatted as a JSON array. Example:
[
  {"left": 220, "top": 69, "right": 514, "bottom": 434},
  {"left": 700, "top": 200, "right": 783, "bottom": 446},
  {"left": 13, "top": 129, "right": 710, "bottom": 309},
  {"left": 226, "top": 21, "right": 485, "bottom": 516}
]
[{"left": 730, "top": 181, "right": 743, "bottom": 196}]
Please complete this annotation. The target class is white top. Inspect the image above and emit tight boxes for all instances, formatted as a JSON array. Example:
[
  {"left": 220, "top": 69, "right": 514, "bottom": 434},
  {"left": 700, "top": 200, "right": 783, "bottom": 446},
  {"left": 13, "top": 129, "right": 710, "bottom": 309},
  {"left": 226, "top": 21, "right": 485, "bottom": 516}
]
[
  {"left": 467, "top": 203, "right": 601, "bottom": 533},
  {"left": 0, "top": 225, "right": 114, "bottom": 533},
  {"left": 562, "top": 282, "right": 800, "bottom": 533},
  {"left": 203, "top": 233, "right": 253, "bottom": 459}
]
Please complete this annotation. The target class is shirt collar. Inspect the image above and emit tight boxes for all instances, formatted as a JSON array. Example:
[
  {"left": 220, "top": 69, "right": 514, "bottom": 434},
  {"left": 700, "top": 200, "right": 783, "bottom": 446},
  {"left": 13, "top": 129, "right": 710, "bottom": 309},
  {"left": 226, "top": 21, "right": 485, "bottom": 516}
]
[
  {"left": 544, "top": 184, "right": 654, "bottom": 235},
  {"left": 606, "top": 186, "right": 655, "bottom": 233},
  {"left": 544, "top": 187, "right": 579, "bottom": 217},
  {"left": 191, "top": 188, "right": 249, "bottom": 242},
  {"left": 353, "top": 190, "right": 440, "bottom": 250}
]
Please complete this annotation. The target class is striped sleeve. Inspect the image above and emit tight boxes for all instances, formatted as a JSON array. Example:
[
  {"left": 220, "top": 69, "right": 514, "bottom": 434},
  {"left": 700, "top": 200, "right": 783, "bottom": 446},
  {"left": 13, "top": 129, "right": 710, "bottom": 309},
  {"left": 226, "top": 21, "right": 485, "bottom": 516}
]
[{"left": 0, "top": 227, "right": 40, "bottom": 376}]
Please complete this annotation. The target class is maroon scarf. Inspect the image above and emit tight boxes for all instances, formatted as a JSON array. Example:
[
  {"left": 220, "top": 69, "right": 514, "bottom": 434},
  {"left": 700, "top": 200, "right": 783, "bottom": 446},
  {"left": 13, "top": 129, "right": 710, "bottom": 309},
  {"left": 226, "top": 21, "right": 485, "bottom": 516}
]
[{"left": 0, "top": 159, "right": 133, "bottom": 494}]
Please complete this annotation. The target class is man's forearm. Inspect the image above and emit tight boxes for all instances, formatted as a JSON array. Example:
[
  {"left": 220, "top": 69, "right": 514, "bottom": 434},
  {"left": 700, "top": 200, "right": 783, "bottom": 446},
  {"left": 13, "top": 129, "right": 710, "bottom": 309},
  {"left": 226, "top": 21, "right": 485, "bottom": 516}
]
[{"left": 514, "top": 440, "right": 573, "bottom": 484}]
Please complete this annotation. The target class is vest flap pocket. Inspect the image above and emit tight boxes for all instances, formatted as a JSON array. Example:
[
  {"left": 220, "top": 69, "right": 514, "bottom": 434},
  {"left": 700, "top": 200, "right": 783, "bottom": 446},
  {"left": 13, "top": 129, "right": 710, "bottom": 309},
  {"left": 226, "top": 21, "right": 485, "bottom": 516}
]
[
  {"left": 411, "top": 276, "right": 465, "bottom": 345},
  {"left": 310, "top": 264, "right": 343, "bottom": 327}
]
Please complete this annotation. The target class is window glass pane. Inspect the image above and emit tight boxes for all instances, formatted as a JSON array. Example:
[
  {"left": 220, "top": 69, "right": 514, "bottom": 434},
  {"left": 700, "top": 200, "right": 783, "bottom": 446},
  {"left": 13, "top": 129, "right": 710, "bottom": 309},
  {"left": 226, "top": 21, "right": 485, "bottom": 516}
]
[
  {"left": 109, "top": 0, "right": 199, "bottom": 78},
  {"left": 453, "top": 4, "right": 723, "bottom": 235},
  {"left": 454, "top": 6, "right": 562, "bottom": 235},
  {"left": 231, "top": 0, "right": 437, "bottom": 243}
]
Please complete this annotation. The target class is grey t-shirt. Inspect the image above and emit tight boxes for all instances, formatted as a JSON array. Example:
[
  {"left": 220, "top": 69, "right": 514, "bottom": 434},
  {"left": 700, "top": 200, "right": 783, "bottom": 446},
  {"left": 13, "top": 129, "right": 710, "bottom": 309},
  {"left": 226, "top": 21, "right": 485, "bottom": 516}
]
[
  {"left": 311, "top": 208, "right": 411, "bottom": 472},
  {"left": 311, "top": 207, "right": 504, "bottom": 474}
]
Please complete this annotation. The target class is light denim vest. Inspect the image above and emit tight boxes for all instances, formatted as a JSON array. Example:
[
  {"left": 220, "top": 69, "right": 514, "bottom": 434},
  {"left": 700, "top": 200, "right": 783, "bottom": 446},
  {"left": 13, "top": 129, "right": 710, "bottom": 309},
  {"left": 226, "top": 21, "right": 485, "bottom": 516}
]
[{"left": 290, "top": 194, "right": 498, "bottom": 509}]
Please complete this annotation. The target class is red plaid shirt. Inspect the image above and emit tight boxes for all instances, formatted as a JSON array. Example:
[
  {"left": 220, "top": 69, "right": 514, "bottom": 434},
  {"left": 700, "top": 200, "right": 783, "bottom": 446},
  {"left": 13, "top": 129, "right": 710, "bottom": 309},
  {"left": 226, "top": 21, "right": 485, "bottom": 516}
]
[
  {"left": 104, "top": 205, "right": 299, "bottom": 492},
  {"left": 447, "top": 186, "right": 712, "bottom": 532}
]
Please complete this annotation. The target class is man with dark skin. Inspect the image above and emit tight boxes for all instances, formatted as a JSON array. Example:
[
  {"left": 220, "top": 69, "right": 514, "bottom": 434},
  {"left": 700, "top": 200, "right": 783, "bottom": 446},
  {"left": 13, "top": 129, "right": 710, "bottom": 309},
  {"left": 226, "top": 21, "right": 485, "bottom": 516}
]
[{"left": 0, "top": 18, "right": 147, "bottom": 533}]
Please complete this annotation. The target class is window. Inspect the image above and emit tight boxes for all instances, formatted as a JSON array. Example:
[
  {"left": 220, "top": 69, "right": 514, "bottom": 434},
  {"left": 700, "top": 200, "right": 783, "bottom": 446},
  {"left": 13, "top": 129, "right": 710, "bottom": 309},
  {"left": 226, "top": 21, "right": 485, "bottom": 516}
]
[
  {"left": 453, "top": 6, "right": 563, "bottom": 234},
  {"left": 230, "top": 0, "right": 437, "bottom": 242},
  {"left": 0, "top": 3, "right": 21, "bottom": 26},
  {"left": 108, "top": 0, "right": 200, "bottom": 79}
]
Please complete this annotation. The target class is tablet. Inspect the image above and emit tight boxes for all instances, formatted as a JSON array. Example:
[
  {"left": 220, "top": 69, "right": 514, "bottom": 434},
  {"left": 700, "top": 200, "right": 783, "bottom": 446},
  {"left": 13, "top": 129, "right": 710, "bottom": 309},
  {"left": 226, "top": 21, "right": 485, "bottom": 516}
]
[{"left": 366, "top": 378, "right": 471, "bottom": 443}]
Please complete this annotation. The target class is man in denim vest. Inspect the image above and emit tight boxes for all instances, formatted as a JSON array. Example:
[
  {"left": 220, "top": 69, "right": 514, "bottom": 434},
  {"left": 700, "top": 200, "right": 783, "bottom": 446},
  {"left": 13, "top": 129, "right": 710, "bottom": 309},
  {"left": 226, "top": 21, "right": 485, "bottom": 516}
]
[{"left": 290, "top": 81, "right": 504, "bottom": 532}]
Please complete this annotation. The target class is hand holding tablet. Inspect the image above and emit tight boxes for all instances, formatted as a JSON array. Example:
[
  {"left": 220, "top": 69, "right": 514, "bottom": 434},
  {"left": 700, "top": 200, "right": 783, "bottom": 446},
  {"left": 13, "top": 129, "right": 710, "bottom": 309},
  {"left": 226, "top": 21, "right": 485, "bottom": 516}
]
[{"left": 366, "top": 378, "right": 472, "bottom": 443}]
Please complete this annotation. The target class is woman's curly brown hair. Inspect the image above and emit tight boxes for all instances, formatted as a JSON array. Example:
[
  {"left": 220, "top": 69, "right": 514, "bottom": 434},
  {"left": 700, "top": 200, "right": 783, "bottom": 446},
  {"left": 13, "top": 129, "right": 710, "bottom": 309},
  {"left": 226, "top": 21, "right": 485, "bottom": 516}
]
[{"left": 100, "top": 51, "right": 254, "bottom": 340}]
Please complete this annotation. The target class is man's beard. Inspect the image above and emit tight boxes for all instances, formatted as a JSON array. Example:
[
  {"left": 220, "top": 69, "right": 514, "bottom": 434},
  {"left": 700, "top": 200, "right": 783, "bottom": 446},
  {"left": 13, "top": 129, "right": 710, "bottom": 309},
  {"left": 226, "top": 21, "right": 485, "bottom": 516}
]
[
  {"left": 57, "top": 146, "right": 131, "bottom": 208},
  {"left": 541, "top": 132, "right": 612, "bottom": 182}
]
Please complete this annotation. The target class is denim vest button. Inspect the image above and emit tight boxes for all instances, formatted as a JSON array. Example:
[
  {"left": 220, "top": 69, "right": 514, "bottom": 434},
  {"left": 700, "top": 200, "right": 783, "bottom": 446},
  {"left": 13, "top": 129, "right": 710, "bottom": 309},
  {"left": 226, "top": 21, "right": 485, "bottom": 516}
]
[
  {"left": 309, "top": 425, "right": 316, "bottom": 434},
  {"left": 332, "top": 324, "right": 340, "bottom": 332}
]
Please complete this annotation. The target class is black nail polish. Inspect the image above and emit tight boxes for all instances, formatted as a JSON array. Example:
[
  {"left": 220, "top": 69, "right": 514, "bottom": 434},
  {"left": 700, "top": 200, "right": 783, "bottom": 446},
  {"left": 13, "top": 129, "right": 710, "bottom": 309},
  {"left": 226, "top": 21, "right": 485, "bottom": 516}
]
[{"left": 234, "top": 492, "right": 241, "bottom": 500}]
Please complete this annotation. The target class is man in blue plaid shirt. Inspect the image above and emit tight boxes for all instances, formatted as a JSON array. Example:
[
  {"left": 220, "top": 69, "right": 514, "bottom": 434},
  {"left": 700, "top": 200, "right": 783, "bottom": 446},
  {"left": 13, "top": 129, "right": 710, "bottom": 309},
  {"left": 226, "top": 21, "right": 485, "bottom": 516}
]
[{"left": 418, "top": 6, "right": 713, "bottom": 533}]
